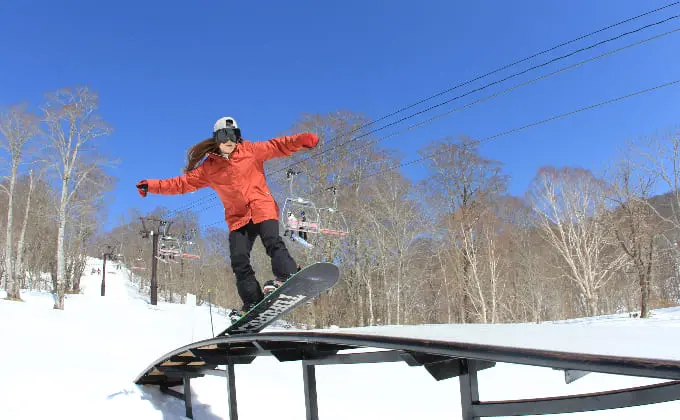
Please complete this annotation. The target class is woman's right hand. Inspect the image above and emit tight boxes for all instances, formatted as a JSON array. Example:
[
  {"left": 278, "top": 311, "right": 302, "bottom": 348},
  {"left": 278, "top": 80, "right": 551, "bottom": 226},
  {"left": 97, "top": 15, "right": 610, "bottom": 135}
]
[{"left": 136, "top": 181, "right": 149, "bottom": 197}]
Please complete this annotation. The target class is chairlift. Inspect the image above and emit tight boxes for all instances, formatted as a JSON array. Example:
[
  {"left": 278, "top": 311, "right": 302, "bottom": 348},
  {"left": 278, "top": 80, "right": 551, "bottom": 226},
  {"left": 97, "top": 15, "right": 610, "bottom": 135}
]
[
  {"left": 158, "top": 220, "right": 182, "bottom": 256},
  {"left": 280, "top": 169, "right": 321, "bottom": 235},
  {"left": 156, "top": 233, "right": 181, "bottom": 264},
  {"left": 180, "top": 239, "right": 201, "bottom": 260},
  {"left": 159, "top": 236, "right": 182, "bottom": 257},
  {"left": 132, "top": 251, "right": 147, "bottom": 271},
  {"left": 318, "top": 186, "right": 349, "bottom": 237},
  {"left": 157, "top": 252, "right": 180, "bottom": 264}
]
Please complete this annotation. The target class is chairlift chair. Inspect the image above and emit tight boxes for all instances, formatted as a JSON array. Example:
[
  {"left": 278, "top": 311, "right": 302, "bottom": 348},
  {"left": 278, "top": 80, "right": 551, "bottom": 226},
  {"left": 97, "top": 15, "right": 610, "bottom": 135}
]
[
  {"left": 132, "top": 252, "right": 146, "bottom": 271},
  {"left": 180, "top": 240, "right": 201, "bottom": 260},
  {"left": 318, "top": 207, "right": 349, "bottom": 236},
  {"left": 158, "top": 235, "right": 182, "bottom": 264},
  {"left": 280, "top": 169, "right": 321, "bottom": 235},
  {"left": 159, "top": 235, "right": 182, "bottom": 256},
  {"left": 318, "top": 186, "right": 349, "bottom": 237}
]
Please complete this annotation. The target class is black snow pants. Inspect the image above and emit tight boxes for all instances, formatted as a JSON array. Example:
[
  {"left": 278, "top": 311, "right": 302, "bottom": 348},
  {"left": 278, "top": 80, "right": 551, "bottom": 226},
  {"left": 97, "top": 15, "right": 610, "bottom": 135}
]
[{"left": 229, "top": 219, "right": 298, "bottom": 308}]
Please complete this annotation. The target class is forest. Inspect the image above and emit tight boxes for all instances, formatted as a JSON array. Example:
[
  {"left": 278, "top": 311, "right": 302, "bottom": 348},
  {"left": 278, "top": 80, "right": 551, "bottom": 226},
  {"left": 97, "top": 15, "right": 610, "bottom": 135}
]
[{"left": 1, "top": 87, "right": 679, "bottom": 327}]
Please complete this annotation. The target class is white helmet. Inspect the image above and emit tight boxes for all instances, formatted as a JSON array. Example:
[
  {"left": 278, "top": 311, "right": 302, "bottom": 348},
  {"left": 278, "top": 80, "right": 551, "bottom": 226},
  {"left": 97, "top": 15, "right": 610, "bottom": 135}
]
[
  {"left": 213, "top": 116, "right": 242, "bottom": 143},
  {"left": 213, "top": 116, "right": 238, "bottom": 132}
]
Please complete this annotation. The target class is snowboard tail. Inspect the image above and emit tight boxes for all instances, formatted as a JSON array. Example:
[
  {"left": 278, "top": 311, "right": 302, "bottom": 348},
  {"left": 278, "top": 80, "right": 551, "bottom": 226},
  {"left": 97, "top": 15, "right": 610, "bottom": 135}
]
[{"left": 219, "top": 262, "right": 339, "bottom": 336}]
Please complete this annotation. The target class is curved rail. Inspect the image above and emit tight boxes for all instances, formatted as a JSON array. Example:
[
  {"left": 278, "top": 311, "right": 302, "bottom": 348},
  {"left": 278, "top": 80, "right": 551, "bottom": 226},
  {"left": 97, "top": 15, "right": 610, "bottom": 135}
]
[
  {"left": 135, "top": 330, "right": 680, "bottom": 420},
  {"left": 136, "top": 330, "right": 680, "bottom": 384}
]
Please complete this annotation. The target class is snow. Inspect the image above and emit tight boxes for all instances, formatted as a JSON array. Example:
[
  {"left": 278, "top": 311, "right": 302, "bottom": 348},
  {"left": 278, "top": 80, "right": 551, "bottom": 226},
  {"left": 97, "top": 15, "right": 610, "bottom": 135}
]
[
  {"left": 314, "top": 315, "right": 680, "bottom": 361},
  {"left": 0, "top": 258, "right": 679, "bottom": 419}
]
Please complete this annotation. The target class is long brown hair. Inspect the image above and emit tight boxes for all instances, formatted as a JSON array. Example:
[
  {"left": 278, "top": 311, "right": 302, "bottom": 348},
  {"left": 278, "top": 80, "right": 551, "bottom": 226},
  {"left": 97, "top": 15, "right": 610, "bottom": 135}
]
[{"left": 184, "top": 137, "right": 220, "bottom": 173}]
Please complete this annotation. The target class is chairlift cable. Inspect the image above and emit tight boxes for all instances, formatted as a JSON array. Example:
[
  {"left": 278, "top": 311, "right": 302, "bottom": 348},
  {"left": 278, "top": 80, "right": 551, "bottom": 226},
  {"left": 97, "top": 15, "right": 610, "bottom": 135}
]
[
  {"left": 357, "top": 78, "right": 680, "bottom": 183},
  {"left": 290, "top": 25, "right": 680, "bottom": 184},
  {"left": 266, "top": 2, "right": 679, "bottom": 178},
  {"left": 167, "top": 5, "right": 679, "bottom": 216},
  {"left": 274, "top": 78, "right": 680, "bottom": 204},
  {"left": 269, "top": 14, "right": 680, "bottom": 179},
  {"left": 186, "top": 8, "right": 680, "bottom": 229}
]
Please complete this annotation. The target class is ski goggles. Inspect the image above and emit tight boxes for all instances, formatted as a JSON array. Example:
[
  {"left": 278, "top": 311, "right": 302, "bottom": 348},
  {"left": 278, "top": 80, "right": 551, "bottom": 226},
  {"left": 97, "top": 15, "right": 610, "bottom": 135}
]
[{"left": 213, "top": 127, "right": 242, "bottom": 143}]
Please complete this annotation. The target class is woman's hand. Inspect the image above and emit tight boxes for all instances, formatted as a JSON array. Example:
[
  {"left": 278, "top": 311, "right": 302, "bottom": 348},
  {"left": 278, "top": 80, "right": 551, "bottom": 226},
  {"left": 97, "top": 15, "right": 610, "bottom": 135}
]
[
  {"left": 136, "top": 181, "right": 149, "bottom": 197},
  {"left": 299, "top": 133, "right": 318, "bottom": 149}
]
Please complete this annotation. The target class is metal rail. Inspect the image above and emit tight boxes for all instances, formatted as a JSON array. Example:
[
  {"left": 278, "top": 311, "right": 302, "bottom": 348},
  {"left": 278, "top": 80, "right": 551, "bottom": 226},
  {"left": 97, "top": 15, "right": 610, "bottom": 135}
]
[{"left": 135, "top": 330, "right": 680, "bottom": 419}]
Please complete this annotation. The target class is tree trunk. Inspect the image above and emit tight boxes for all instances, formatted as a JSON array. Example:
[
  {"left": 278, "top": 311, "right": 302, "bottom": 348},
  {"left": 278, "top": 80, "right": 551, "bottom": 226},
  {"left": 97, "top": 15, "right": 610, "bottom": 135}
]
[
  {"left": 396, "top": 259, "right": 402, "bottom": 325},
  {"left": 462, "top": 250, "right": 472, "bottom": 323},
  {"left": 640, "top": 239, "right": 654, "bottom": 318},
  {"left": 357, "top": 287, "right": 364, "bottom": 326},
  {"left": 50, "top": 262, "right": 57, "bottom": 294},
  {"left": 383, "top": 262, "right": 390, "bottom": 325},
  {"left": 438, "top": 254, "right": 452, "bottom": 323},
  {"left": 355, "top": 262, "right": 367, "bottom": 326},
  {"left": 72, "top": 254, "right": 83, "bottom": 293},
  {"left": 14, "top": 171, "right": 34, "bottom": 295},
  {"left": 367, "top": 272, "right": 375, "bottom": 325},
  {"left": 487, "top": 235, "right": 499, "bottom": 324},
  {"left": 54, "top": 182, "right": 68, "bottom": 310},
  {"left": 639, "top": 258, "right": 652, "bottom": 318},
  {"left": 4, "top": 165, "right": 18, "bottom": 299},
  {"left": 585, "top": 287, "right": 598, "bottom": 317}
]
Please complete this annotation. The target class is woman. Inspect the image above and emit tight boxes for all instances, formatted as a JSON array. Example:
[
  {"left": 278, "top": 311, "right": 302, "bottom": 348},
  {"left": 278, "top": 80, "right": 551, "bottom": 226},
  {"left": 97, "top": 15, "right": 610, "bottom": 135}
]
[{"left": 136, "top": 117, "right": 318, "bottom": 320}]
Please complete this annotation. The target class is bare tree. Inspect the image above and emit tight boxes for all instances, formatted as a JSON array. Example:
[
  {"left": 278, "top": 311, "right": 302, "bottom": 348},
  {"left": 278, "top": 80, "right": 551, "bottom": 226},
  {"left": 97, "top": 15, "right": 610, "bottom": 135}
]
[
  {"left": 42, "top": 87, "right": 113, "bottom": 309},
  {"left": 637, "top": 131, "right": 680, "bottom": 231},
  {"left": 278, "top": 111, "right": 381, "bottom": 327},
  {"left": 419, "top": 136, "right": 508, "bottom": 323},
  {"left": 10, "top": 177, "right": 58, "bottom": 291},
  {"left": 606, "top": 146, "right": 658, "bottom": 318},
  {"left": 14, "top": 170, "right": 42, "bottom": 291},
  {"left": 501, "top": 196, "right": 561, "bottom": 322},
  {"left": 0, "top": 104, "right": 40, "bottom": 300},
  {"left": 362, "top": 167, "right": 421, "bottom": 324},
  {"left": 529, "top": 167, "right": 625, "bottom": 316}
]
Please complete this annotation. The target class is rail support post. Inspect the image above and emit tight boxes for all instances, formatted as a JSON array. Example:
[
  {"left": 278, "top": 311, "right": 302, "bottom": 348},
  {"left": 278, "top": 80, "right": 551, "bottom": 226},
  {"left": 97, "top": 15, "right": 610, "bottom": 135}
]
[
  {"left": 227, "top": 360, "right": 238, "bottom": 420},
  {"left": 302, "top": 362, "right": 319, "bottom": 420},
  {"left": 459, "top": 359, "right": 480, "bottom": 420},
  {"left": 184, "top": 374, "right": 193, "bottom": 419}
]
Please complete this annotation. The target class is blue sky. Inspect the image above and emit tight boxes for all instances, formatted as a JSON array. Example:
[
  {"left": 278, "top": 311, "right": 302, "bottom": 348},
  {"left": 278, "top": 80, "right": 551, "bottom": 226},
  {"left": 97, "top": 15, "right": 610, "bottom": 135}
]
[{"left": 1, "top": 0, "right": 679, "bottom": 231}]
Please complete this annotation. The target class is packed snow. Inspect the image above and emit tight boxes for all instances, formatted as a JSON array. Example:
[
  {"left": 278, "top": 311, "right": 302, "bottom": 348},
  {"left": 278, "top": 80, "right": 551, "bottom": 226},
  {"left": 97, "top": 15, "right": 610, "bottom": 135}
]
[{"left": 1, "top": 257, "right": 679, "bottom": 419}]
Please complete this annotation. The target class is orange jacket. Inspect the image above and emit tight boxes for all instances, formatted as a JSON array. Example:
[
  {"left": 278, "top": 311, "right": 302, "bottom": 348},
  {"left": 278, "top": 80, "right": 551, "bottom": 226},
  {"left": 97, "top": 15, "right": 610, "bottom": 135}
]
[{"left": 145, "top": 133, "right": 318, "bottom": 231}]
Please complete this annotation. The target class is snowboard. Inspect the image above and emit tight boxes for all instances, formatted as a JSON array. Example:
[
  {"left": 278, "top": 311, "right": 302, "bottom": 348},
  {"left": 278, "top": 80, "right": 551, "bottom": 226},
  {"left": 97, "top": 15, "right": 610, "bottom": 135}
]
[{"left": 219, "top": 262, "right": 340, "bottom": 336}]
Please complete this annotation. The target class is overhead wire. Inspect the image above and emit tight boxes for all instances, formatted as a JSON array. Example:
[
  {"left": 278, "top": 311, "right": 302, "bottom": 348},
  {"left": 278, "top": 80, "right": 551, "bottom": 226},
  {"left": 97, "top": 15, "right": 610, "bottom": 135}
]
[
  {"left": 167, "top": 4, "right": 680, "bottom": 226},
  {"left": 360, "top": 78, "right": 680, "bottom": 183},
  {"left": 203, "top": 219, "right": 224, "bottom": 230},
  {"left": 270, "top": 13, "right": 680, "bottom": 179},
  {"left": 265, "top": 2, "right": 679, "bottom": 178},
  {"left": 201, "top": 78, "right": 680, "bottom": 229},
  {"left": 167, "top": 193, "right": 219, "bottom": 217},
  {"left": 297, "top": 25, "right": 680, "bottom": 183},
  {"left": 167, "top": 4, "right": 679, "bottom": 218}
]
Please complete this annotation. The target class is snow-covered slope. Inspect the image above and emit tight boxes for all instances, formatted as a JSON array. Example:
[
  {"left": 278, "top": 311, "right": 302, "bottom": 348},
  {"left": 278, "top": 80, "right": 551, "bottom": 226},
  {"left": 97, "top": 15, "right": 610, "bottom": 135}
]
[{"left": 0, "top": 257, "right": 679, "bottom": 419}]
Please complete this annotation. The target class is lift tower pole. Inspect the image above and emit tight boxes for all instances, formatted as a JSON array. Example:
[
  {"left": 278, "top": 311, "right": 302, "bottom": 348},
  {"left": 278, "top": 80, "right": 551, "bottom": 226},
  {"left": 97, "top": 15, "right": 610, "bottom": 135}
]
[{"left": 140, "top": 217, "right": 166, "bottom": 306}]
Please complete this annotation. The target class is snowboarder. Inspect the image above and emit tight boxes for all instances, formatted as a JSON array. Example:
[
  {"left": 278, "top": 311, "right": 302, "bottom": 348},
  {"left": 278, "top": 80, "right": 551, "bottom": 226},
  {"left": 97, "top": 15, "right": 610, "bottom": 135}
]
[{"left": 135, "top": 117, "right": 318, "bottom": 320}]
